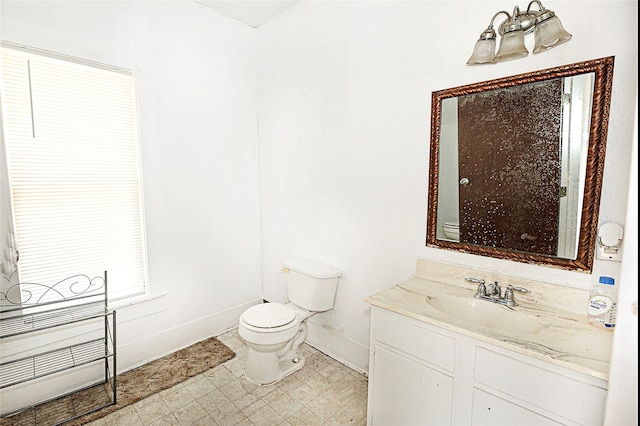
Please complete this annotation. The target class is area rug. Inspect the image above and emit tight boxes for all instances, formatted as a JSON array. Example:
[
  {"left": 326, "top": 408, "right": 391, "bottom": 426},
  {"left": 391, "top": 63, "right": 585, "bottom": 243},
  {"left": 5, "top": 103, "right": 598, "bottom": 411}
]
[{"left": 1, "top": 337, "right": 235, "bottom": 426}]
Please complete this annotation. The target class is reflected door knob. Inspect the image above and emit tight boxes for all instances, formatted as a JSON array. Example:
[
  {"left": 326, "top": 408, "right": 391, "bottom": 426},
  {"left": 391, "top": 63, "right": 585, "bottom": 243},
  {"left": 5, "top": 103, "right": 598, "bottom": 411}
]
[{"left": 459, "top": 177, "right": 470, "bottom": 186}]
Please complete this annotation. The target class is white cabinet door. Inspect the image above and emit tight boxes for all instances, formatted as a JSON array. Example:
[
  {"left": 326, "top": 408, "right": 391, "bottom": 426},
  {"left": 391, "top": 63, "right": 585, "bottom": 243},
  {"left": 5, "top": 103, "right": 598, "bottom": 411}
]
[
  {"left": 471, "top": 388, "right": 564, "bottom": 426},
  {"left": 474, "top": 347, "right": 607, "bottom": 425},
  {"left": 370, "top": 345, "right": 454, "bottom": 426}
]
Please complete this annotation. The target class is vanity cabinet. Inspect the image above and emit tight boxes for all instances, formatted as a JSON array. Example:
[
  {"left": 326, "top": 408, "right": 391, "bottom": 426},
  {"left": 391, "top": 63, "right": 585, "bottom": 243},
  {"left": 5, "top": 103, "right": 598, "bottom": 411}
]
[{"left": 367, "top": 306, "right": 608, "bottom": 426}]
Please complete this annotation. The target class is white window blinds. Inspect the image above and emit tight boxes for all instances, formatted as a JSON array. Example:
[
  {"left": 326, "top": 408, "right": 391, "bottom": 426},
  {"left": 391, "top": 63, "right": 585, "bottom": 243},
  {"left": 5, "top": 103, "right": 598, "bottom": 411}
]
[{"left": 1, "top": 44, "right": 147, "bottom": 301}]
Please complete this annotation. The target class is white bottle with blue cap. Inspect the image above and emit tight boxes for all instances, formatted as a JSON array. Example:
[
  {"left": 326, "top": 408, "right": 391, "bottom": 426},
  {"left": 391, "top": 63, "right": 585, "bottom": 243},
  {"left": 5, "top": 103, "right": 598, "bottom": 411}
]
[{"left": 587, "top": 276, "right": 617, "bottom": 329}]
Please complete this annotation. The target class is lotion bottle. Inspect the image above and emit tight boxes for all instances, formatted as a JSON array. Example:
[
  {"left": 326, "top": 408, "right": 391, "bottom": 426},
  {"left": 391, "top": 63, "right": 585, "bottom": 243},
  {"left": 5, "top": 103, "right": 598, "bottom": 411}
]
[{"left": 588, "top": 276, "right": 617, "bottom": 329}]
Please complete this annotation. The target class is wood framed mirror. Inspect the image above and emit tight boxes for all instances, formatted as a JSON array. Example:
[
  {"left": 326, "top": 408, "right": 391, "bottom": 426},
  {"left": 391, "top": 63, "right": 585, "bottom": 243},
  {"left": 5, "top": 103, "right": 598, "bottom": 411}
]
[{"left": 426, "top": 56, "right": 614, "bottom": 272}]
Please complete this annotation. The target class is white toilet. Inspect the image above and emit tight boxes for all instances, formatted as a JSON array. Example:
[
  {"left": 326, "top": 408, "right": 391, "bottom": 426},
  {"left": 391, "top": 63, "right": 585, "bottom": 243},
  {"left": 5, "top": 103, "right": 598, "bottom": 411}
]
[
  {"left": 237, "top": 257, "right": 342, "bottom": 385},
  {"left": 442, "top": 221, "right": 460, "bottom": 241}
]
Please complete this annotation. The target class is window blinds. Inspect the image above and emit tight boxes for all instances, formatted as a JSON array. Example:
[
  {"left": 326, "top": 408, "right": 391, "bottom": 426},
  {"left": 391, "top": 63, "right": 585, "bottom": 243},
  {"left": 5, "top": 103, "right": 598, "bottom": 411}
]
[{"left": 1, "top": 44, "right": 147, "bottom": 301}]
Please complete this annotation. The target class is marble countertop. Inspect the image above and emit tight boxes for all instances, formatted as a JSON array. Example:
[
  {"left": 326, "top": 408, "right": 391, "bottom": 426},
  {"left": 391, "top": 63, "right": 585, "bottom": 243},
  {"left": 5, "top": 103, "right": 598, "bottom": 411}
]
[{"left": 366, "top": 275, "right": 613, "bottom": 381}]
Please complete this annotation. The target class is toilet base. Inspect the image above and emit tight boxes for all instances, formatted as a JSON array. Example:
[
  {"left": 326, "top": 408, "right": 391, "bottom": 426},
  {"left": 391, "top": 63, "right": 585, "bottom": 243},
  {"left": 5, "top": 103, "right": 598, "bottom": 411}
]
[
  {"left": 244, "top": 350, "right": 306, "bottom": 386},
  {"left": 243, "top": 321, "right": 309, "bottom": 386}
]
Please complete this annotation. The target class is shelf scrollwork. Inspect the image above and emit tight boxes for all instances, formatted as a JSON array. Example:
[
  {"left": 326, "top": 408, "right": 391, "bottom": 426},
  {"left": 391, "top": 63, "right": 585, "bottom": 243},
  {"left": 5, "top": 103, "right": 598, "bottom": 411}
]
[{"left": 1, "top": 272, "right": 106, "bottom": 310}]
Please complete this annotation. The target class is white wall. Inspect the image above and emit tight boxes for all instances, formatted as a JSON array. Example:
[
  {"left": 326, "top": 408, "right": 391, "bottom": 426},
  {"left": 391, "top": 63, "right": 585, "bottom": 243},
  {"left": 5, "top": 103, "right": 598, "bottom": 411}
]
[
  {"left": 1, "top": 1, "right": 637, "bottom": 420},
  {"left": 0, "top": 0, "right": 263, "bottom": 374},
  {"left": 256, "top": 1, "right": 638, "bottom": 371},
  {"left": 604, "top": 91, "right": 638, "bottom": 425}
]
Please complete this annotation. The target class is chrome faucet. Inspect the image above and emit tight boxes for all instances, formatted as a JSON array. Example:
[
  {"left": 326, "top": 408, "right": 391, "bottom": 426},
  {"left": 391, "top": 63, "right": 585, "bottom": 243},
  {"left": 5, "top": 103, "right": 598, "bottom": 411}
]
[
  {"left": 465, "top": 278, "right": 530, "bottom": 307},
  {"left": 486, "top": 281, "right": 501, "bottom": 297}
]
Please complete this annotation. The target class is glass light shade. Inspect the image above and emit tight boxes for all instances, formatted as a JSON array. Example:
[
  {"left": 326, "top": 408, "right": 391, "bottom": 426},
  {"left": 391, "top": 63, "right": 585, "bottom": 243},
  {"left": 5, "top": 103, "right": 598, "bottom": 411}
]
[
  {"left": 495, "top": 30, "right": 528, "bottom": 62},
  {"left": 467, "top": 38, "right": 497, "bottom": 65},
  {"left": 533, "top": 15, "right": 572, "bottom": 53}
]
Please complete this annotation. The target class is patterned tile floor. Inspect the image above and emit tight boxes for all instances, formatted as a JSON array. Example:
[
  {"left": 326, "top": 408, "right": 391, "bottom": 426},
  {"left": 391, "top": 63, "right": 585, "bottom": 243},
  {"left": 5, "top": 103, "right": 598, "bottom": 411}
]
[{"left": 89, "top": 329, "right": 368, "bottom": 425}]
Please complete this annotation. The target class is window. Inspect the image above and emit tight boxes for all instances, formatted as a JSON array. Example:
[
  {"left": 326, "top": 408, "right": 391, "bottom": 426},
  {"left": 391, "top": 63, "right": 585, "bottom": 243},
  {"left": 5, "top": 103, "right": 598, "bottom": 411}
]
[{"left": 1, "top": 43, "right": 147, "bottom": 301}]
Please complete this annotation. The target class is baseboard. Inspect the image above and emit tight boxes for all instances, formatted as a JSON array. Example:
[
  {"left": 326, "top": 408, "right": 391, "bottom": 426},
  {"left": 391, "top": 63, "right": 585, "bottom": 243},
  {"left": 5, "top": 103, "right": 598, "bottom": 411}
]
[
  {"left": 305, "top": 320, "right": 370, "bottom": 376},
  {"left": 117, "top": 299, "right": 261, "bottom": 373},
  {"left": 116, "top": 298, "right": 370, "bottom": 377}
]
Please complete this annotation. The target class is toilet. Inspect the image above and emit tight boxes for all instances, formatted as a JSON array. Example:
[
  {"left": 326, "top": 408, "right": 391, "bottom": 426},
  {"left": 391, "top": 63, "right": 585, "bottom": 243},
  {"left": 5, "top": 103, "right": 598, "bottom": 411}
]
[
  {"left": 442, "top": 221, "right": 460, "bottom": 241},
  {"left": 237, "top": 257, "right": 342, "bottom": 385}
]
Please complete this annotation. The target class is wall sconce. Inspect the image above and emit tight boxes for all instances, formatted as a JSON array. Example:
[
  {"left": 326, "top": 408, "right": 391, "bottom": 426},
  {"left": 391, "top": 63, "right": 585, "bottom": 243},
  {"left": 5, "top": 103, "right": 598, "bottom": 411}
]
[{"left": 466, "top": 0, "right": 572, "bottom": 65}]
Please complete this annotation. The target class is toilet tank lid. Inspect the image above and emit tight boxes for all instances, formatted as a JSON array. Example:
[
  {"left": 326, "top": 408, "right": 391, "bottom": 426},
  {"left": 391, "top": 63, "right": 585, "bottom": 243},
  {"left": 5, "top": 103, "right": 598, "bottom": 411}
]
[{"left": 282, "top": 257, "right": 342, "bottom": 279}]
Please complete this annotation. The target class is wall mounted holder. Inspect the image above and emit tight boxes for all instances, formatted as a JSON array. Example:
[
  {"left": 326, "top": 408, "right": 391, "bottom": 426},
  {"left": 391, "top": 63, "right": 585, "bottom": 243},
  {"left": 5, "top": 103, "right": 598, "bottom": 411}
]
[{"left": 596, "top": 223, "right": 624, "bottom": 262}]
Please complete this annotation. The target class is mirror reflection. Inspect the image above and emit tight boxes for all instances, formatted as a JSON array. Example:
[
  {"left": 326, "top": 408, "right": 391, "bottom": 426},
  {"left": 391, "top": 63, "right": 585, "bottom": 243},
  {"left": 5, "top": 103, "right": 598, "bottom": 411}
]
[{"left": 427, "top": 57, "right": 614, "bottom": 271}]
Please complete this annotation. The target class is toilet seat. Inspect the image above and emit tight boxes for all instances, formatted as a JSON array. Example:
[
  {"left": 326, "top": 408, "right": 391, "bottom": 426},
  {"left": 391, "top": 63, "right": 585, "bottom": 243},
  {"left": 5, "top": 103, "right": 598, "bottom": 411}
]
[{"left": 241, "top": 303, "right": 296, "bottom": 331}]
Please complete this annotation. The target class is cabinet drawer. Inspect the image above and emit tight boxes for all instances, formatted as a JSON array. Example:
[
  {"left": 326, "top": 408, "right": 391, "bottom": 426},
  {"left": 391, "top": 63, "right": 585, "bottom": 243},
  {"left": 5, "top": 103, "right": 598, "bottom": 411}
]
[
  {"left": 374, "top": 309, "right": 456, "bottom": 371},
  {"left": 472, "top": 388, "right": 562, "bottom": 425},
  {"left": 474, "top": 347, "right": 607, "bottom": 425}
]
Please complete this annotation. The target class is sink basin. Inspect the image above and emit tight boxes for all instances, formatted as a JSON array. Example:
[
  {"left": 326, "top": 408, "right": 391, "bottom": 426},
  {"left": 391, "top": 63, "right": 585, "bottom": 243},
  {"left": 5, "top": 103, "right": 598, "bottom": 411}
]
[
  {"left": 420, "top": 291, "right": 613, "bottom": 369},
  {"left": 423, "top": 293, "right": 549, "bottom": 336}
]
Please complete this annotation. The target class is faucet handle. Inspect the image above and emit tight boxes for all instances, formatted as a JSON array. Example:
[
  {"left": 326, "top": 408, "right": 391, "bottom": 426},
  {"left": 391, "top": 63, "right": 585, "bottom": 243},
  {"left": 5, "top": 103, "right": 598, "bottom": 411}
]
[
  {"left": 467, "top": 278, "right": 487, "bottom": 298},
  {"left": 504, "top": 287, "right": 515, "bottom": 303},
  {"left": 476, "top": 282, "right": 487, "bottom": 296},
  {"left": 504, "top": 284, "right": 529, "bottom": 307},
  {"left": 506, "top": 284, "right": 530, "bottom": 293}
]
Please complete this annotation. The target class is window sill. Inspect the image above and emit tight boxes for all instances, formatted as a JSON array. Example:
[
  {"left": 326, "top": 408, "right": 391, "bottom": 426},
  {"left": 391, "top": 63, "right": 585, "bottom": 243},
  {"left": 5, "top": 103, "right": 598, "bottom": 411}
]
[
  {"left": 108, "top": 292, "right": 168, "bottom": 323},
  {"left": 109, "top": 292, "right": 167, "bottom": 310}
]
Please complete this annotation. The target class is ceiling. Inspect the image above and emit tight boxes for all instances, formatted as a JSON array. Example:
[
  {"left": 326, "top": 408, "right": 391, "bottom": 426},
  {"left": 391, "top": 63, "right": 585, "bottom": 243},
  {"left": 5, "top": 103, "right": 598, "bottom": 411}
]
[{"left": 195, "top": 0, "right": 301, "bottom": 28}]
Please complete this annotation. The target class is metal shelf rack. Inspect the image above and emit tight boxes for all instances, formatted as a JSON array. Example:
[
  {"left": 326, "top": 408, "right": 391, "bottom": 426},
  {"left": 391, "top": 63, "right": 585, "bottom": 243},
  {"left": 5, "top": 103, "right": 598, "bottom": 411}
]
[{"left": 0, "top": 272, "right": 116, "bottom": 425}]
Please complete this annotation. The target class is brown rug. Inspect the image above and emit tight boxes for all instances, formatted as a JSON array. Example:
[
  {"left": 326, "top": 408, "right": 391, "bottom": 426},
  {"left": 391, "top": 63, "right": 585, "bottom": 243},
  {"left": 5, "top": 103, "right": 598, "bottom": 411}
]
[{"left": 1, "top": 337, "right": 235, "bottom": 426}]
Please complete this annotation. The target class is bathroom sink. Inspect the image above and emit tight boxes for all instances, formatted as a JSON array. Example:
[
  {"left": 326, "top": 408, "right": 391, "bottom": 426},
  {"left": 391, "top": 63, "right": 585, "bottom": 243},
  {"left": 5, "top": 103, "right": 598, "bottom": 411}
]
[
  {"left": 419, "top": 290, "right": 613, "bottom": 372},
  {"left": 367, "top": 275, "right": 614, "bottom": 379},
  {"left": 422, "top": 293, "right": 548, "bottom": 336},
  {"left": 394, "top": 277, "right": 547, "bottom": 335}
]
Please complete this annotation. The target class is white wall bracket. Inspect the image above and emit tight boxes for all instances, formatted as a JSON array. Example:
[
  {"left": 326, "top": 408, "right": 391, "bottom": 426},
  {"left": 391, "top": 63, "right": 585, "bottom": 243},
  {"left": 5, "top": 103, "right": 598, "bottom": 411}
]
[{"left": 596, "top": 223, "right": 624, "bottom": 262}]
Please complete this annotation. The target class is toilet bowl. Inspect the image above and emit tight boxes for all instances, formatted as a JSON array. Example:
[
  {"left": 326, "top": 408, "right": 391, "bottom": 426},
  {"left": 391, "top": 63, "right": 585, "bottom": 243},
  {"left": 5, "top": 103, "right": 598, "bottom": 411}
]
[
  {"left": 443, "top": 221, "right": 460, "bottom": 240},
  {"left": 237, "top": 257, "right": 341, "bottom": 386},
  {"left": 238, "top": 303, "right": 312, "bottom": 385}
]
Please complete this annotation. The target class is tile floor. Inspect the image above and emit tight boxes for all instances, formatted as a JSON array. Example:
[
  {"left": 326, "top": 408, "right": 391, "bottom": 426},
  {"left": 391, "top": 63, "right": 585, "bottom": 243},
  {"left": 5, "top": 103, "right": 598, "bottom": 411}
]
[{"left": 89, "top": 329, "right": 369, "bottom": 425}]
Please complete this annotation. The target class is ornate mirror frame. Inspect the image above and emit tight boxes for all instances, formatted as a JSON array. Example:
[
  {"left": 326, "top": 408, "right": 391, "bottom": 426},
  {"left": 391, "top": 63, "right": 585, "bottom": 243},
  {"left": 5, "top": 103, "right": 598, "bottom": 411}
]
[{"left": 426, "top": 56, "right": 614, "bottom": 272}]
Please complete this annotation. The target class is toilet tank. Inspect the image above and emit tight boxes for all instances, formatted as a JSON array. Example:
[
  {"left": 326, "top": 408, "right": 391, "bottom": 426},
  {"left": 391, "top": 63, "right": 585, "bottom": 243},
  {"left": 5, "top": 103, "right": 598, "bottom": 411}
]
[{"left": 282, "top": 257, "right": 342, "bottom": 312}]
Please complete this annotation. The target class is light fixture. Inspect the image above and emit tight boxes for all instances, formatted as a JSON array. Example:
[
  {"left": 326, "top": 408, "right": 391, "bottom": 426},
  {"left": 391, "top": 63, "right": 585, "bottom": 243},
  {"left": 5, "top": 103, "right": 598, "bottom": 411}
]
[{"left": 466, "top": 1, "right": 571, "bottom": 65}]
